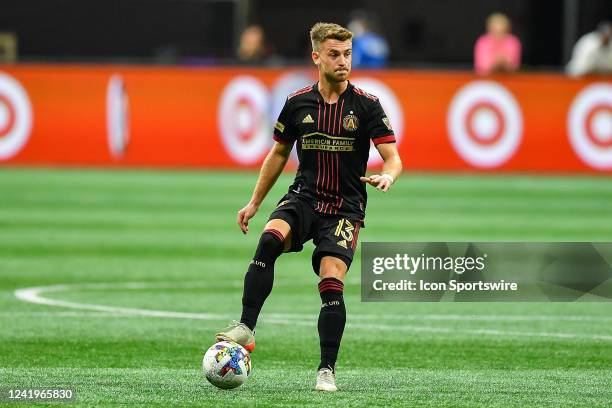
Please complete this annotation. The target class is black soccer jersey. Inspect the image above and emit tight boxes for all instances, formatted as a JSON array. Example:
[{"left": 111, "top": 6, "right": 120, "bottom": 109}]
[{"left": 273, "top": 81, "right": 396, "bottom": 220}]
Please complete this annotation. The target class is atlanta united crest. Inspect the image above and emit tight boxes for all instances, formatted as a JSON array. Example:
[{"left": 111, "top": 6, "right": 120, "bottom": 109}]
[{"left": 342, "top": 114, "right": 359, "bottom": 131}]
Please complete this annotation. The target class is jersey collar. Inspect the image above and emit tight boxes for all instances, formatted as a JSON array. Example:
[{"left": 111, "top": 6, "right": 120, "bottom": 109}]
[{"left": 313, "top": 81, "right": 353, "bottom": 104}]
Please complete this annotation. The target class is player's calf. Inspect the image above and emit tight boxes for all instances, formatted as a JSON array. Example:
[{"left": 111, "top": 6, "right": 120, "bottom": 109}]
[
  {"left": 214, "top": 228, "right": 285, "bottom": 351},
  {"left": 240, "top": 228, "right": 285, "bottom": 331},
  {"left": 317, "top": 277, "right": 346, "bottom": 373}
]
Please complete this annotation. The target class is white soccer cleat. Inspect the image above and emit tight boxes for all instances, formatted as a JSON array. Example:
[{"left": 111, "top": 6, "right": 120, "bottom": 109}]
[
  {"left": 215, "top": 321, "right": 255, "bottom": 352},
  {"left": 315, "top": 367, "right": 337, "bottom": 392}
]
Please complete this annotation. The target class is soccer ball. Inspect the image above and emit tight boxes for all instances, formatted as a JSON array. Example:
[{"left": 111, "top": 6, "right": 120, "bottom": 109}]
[{"left": 203, "top": 341, "right": 252, "bottom": 389}]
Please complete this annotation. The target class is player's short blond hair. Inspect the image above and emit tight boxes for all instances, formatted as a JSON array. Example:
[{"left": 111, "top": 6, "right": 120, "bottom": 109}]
[{"left": 310, "top": 22, "right": 353, "bottom": 52}]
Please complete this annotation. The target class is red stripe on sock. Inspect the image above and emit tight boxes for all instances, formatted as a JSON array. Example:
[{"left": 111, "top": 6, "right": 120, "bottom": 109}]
[
  {"left": 318, "top": 278, "right": 344, "bottom": 293},
  {"left": 264, "top": 228, "right": 284, "bottom": 242},
  {"left": 319, "top": 283, "right": 343, "bottom": 292}
]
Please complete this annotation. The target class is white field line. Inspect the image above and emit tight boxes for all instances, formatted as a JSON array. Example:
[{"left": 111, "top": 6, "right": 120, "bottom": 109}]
[
  {"left": 13, "top": 281, "right": 612, "bottom": 342},
  {"left": 4, "top": 309, "right": 612, "bottom": 324}
]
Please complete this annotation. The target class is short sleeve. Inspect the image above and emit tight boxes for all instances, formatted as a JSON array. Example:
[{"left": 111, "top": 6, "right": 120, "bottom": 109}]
[
  {"left": 273, "top": 98, "right": 296, "bottom": 145},
  {"left": 367, "top": 100, "right": 396, "bottom": 145}
]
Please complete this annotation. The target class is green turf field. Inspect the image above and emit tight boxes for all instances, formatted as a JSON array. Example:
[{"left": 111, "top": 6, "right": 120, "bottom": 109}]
[{"left": 1, "top": 168, "right": 611, "bottom": 407}]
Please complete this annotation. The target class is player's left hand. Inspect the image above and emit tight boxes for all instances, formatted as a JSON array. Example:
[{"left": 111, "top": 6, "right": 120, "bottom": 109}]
[{"left": 360, "top": 174, "right": 394, "bottom": 192}]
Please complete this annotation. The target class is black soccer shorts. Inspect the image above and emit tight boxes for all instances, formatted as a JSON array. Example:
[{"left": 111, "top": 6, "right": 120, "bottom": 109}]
[{"left": 268, "top": 194, "right": 362, "bottom": 275}]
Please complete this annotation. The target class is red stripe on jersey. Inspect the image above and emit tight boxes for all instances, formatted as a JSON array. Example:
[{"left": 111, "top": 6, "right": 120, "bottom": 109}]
[
  {"left": 326, "top": 152, "right": 332, "bottom": 214},
  {"left": 330, "top": 153, "right": 336, "bottom": 214},
  {"left": 288, "top": 86, "right": 311, "bottom": 99},
  {"left": 327, "top": 103, "right": 332, "bottom": 133},
  {"left": 322, "top": 152, "right": 329, "bottom": 213},
  {"left": 315, "top": 151, "right": 322, "bottom": 211},
  {"left": 331, "top": 153, "right": 336, "bottom": 214},
  {"left": 317, "top": 99, "right": 321, "bottom": 130},
  {"left": 337, "top": 99, "right": 344, "bottom": 135},
  {"left": 372, "top": 135, "right": 396, "bottom": 145},
  {"left": 323, "top": 103, "right": 327, "bottom": 133},
  {"left": 351, "top": 221, "right": 361, "bottom": 250},
  {"left": 273, "top": 134, "right": 291, "bottom": 144},
  {"left": 321, "top": 152, "right": 327, "bottom": 214},
  {"left": 332, "top": 102, "right": 338, "bottom": 135},
  {"left": 335, "top": 154, "right": 340, "bottom": 214},
  {"left": 327, "top": 152, "right": 331, "bottom": 191},
  {"left": 354, "top": 87, "right": 378, "bottom": 101}
]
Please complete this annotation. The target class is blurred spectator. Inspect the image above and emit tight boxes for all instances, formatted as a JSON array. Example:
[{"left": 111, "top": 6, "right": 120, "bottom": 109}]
[
  {"left": 566, "top": 21, "right": 612, "bottom": 77},
  {"left": 347, "top": 11, "right": 390, "bottom": 68},
  {"left": 474, "top": 13, "right": 521, "bottom": 75},
  {"left": 237, "top": 25, "right": 267, "bottom": 63},
  {"left": 0, "top": 32, "right": 18, "bottom": 63}
]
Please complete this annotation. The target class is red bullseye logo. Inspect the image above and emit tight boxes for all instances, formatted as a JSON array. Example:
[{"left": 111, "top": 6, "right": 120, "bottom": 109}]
[
  {"left": 0, "top": 94, "right": 16, "bottom": 138},
  {"left": 0, "top": 73, "right": 33, "bottom": 160},
  {"left": 585, "top": 104, "right": 612, "bottom": 148},
  {"left": 236, "top": 96, "right": 260, "bottom": 142},
  {"left": 218, "top": 76, "right": 271, "bottom": 165},
  {"left": 465, "top": 101, "right": 504, "bottom": 145},
  {"left": 447, "top": 81, "right": 523, "bottom": 168},
  {"left": 568, "top": 84, "right": 612, "bottom": 170}
]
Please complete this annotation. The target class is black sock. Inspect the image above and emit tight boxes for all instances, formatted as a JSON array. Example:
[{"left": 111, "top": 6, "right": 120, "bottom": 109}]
[
  {"left": 317, "top": 277, "right": 346, "bottom": 372},
  {"left": 240, "top": 229, "right": 284, "bottom": 331}
]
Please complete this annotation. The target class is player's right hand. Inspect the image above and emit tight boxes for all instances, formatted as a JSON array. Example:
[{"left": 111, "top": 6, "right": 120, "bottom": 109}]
[{"left": 237, "top": 203, "right": 259, "bottom": 234}]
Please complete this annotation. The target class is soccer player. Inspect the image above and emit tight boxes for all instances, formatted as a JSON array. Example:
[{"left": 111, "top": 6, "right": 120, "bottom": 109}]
[{"left": 215, "top": 22, "right": 402, "bottom": 391}]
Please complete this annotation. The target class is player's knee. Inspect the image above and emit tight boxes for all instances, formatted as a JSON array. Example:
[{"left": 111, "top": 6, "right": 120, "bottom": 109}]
[
  {"left": 258, "top": 229, "right": 285, "bottom": 256},
  {"left": 318, "top": 256, "right": 348, "bottom": 280}
]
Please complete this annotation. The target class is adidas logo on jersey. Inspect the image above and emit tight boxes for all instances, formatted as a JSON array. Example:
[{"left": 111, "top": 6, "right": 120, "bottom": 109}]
[{"left": 302, "top": 114, "right": 314, "bottom": 123}]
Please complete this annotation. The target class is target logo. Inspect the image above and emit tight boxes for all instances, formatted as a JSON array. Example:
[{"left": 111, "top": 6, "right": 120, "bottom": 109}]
[
  {"left": 447, "top": 81, "right": 523, "bottom": 168},
  {"left": 0, "top": 73, "right": 33, "bottom": 160},
  {"left": 218, "top": 76, "right": 271, "bottom": 165},
  {"left": 568, "top": 83, "right": 612, "bottom": 170}
]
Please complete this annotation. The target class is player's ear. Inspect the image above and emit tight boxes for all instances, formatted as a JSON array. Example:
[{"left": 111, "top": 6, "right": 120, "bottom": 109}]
[{"left": 311, "top": 51, "right": 319, "bottom": 66}]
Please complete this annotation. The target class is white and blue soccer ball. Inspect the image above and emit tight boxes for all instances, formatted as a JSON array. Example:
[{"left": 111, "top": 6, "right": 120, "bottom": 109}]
[{"left": 203, "top": 341, "right": 252, "bottom": 389}]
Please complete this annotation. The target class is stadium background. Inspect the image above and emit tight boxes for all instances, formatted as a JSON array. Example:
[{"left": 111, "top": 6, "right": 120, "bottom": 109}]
[{"left": 1, "top": 1, "right": 611, "bottom": 406}]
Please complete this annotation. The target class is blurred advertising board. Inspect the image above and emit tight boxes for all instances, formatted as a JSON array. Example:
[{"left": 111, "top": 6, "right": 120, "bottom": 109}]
[{"left": 0, "top": 66, "right": 610, "bottom": 172}]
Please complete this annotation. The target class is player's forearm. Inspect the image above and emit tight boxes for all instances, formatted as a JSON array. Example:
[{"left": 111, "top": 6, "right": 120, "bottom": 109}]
[
  {"left": 381, "top": 153, "right": 403, "bottom": 182},
  {"left": 249, "top": 148, "right": 289, "bottom": 207}
]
